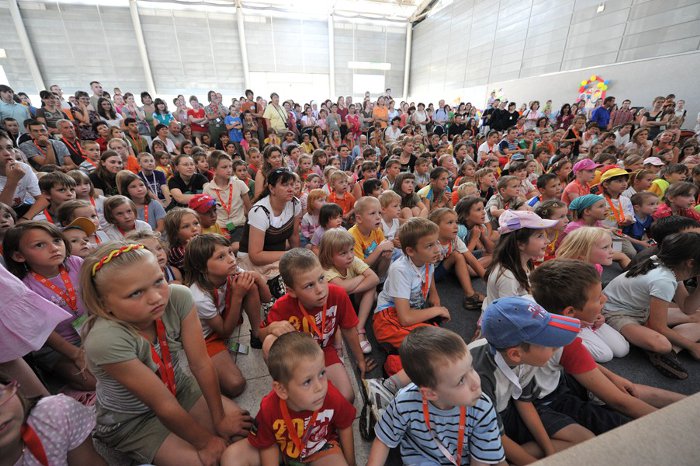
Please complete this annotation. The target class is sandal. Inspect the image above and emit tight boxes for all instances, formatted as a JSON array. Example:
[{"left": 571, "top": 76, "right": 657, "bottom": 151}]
[
  {"left": 648, "top": 352, "right": 688, "bottom": 380},
  {"left": 463, "top": 293, "right": 483, "bottom": 311},
  {"left": 358, "top": 329, "right": 372, "bottom": 354}
]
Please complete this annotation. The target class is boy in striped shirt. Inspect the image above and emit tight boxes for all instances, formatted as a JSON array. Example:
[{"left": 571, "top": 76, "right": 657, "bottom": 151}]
[{"left": 368, "top": 326, "right": 506, "bottom": 466}]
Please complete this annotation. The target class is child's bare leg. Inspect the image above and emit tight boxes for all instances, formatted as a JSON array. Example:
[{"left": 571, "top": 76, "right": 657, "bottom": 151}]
[
  {"left": 211, "top": 351, "right": 246, "bottom": 397},
  {"left": 326, "top": 362, "right": 354, "bottom": 403},
  {"left": 668, "top": 307, "right": 700, "bottom": 325},
  {"left": 373, "top": 253, "right": 391, "bottom": 279},
  {"left": 551, "top": 423, "right": 595, "bottom": 448},
  {"left": 243, "top": 291, "right": 262, "bottom": 339},
  {"left": 356, "top": 288, "right": 376, "bottom": 330},
  {"left": 222, "top": 439, "right": 261, "bottom": 466},
  {"left": 311, "top": 453, "right": 349, "bottom": 466},
  {"left": 668, "top": 323, "right": 700, "bottom": 353},
  {"left": 0, "top": 359, "right": 49, "bottom": 397},
  {"left": 400, "top": 207, "right": 413, "bottom": 220},
  {"left": 620, "top": 324, "right": 673, "bottom": 354},
  {"left": 450, "top": 253, "right": 478, "bottom": 297},
  {"left": 153, "top": 431, "right": 207, "bottom": 466},
  {"left": 53, "top": 356, "right": 97, "bottom": 391},
  {"left": 633, "top": 384, "right": 685, "bottom": 408},
  {"left": 410, "top": 206, "right": 422, "bottom": 217}
]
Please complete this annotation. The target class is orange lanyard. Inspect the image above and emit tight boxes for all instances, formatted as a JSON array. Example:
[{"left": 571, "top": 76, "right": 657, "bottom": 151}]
[
  {"left": 420, "top": 264, "right": 430, "bottom": 299},
  {"left": 211, "top": 277, "right": 233, "bottom": 320},
  {"left": 148, "top": 319, "right": 177, "bottom": 396},
  {"left": 279, "top": 399, "right": 320, "bottom": 458},
  {"left": 440, "top": 240, "right": 453, "bottom": 257},
  {"left": 298, "top": 301, "right": 327, "bottom": 341},
  {"left": 43, "top": 209, "right": 54, "bottom": 224},
  {"left": 422, "top": 396, "right": 466, "bottom": 466},
  {"left": 143, "top": 204, "right": 149, "bottom": 224},
  {"left": 605, "top": 196, "right": 625, "bottom": 224},
  {"left": 33, "top": 141, "right": 50, "bottom": 159},
  {"left": 30, "top": 265, "right": 76, "bottom": 311},
  {"left": 546, "top": 230, "right": 559, "bottom": 257},
  {"left": 21, "top": 423, "right": 48, "bottom": 466},
  {"left": 214, "top": 184, "right": 234, "bottom": 214}
]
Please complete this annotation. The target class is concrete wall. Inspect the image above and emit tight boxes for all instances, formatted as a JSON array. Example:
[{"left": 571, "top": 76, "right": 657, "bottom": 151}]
[{"left": 409, "top": 0, "right": 700, "bottom": 126}]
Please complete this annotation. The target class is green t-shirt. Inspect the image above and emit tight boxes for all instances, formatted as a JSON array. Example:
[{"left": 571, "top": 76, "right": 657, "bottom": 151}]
[{"left": 85, "top": 284, "right": 196, "bottom": 421}]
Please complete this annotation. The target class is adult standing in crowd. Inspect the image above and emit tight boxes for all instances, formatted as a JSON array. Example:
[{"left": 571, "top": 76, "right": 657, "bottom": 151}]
[
  {"left": 0, "top": 85, "right": 30, "bottom": 133},
  {"left": 263, "top": 92, "right": 288, "bottom": 136}
]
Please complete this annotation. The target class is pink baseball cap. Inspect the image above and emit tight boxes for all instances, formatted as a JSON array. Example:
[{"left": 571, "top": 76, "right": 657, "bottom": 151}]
[
  {"left": 498, "top": 210, "right": 559, "bottom": 235},
  {"left": 643, "top": 156, "right": 664, "bottom": 166},
  {"left": 572, "top": 159, "right": 600, "bottom": 174}
]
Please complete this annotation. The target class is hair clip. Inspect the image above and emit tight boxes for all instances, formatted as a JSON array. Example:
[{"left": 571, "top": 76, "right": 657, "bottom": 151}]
[{"left": 92, "top": 244, "right": 145, "bottom": 276}]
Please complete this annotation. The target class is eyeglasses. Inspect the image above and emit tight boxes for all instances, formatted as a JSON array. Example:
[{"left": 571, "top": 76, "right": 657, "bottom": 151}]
[{"left": 0, "top": 380, "right": 19, "bottom": 407}]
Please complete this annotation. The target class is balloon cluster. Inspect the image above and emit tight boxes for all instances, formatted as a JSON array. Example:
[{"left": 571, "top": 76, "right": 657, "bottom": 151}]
[
  {"left": 578, "top": 75, "right": 609, "bottom": 104},
  {"left": 579, "top": 75, "right": 609, "bottom": 93}
]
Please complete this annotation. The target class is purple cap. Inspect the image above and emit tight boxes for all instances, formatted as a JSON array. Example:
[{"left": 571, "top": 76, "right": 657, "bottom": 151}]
[
  {"left": 498, "top": 210, "right": 559, "bottom": 235},
  {"left": 572, "top": 159, "right": 600, "bottom": 174}
]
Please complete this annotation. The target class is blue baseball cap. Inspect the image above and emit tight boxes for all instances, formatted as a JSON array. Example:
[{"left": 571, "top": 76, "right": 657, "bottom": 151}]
[{"left": 482, "top": 297, "right": 580, "bottom": 349}]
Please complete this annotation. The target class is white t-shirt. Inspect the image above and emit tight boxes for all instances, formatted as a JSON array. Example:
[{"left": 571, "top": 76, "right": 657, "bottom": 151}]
[
  {"left": 376, "top": 254, "right": 434, "bottom": 313},
  {"left": 247, "top": 196, "right": 302, "bottom": 231},
  {"left": 483, "top": 264, "right": 531, "bottom": 311},
  {"left": 103, "top": 219, "right": 152, "bottom": 240},
  {"left": 600, "top": 195, "right": 634, "bottom": 229},
  {"left": 381, "top": 217, "right": 400, "bottom": 240},
  {"left": 0, "top": 161, "right": 40, "bottom": 207},
  {"left": 477, "top": 142, "right": 498, "bottom": 164},
  {"left": 603, "top": 265, "right": 678, "bottom": 317}
]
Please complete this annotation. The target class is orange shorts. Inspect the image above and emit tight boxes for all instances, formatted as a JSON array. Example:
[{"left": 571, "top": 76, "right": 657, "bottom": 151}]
[
  {"left": 204, "top": 334, "right": 228, "bottom": 357},
  {"left": 372, "top": 307, "right": 436, "bottom": 350}
]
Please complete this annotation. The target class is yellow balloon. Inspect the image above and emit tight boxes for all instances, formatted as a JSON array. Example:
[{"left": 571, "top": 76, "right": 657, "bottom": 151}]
[
  {"left": 602, "top": 85, "right": 608, "bottom": 91},
  {"left": 580, "top": 80, "right": 587, "bottom": 86},
  {"left": 590, "top": 75, "right": 597, "bottom": 81},
  {"left": 597, "top": 82, "right": 604, "bottom": 89}
]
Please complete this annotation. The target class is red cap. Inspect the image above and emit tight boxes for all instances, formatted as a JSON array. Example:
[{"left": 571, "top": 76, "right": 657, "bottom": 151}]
[{"left": 188, "top": 194, "right": 217, "bottom": 213}]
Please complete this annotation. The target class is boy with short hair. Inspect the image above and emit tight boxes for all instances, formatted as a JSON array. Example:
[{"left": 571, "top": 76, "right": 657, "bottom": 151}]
[
  {"left": 258, "top": 248, "right": 368, "bottom": 403},
  {"left": 137, "top": 151, "right": 169, "bottom": 205},
  {"left": 60, "top": 216, "right": 96, "bottom": 258},
  {"left": 188, "top": 193, "right": 228, "bottom": 237},
  {"left": 413, "top": 156, "right": 431, "bottom": 189},
  {"left": 222, "top": 332, "right": 357, "bottom": 466},
  {"left": 508, "top": 161, "right": 538, "bottom": 199},
  {"left": 78, "top": 139, "right": 100, "bottom": 175},
  {"left": 469, "top": 297, "right": 594, "bottom": 464},
  {"left": 348, "top": 196, "right": 393, "bottom": 278},
  {"left": 56, "top": 199, "right": 109, "bottom": 244},
  {"left": 527, "top": 173, "right": 563, "bottom": 209},
  {"left": 485, "top": 175, "right": 520, "bottom": 228},
  {"left": 368, "top": 326, "right": 506, "bottom": 466},
  {"left": 373, "top": 218, "right": 450, "bottom": 373},
  {"left": 624, "top": 191, "right": 659, "bottom": 251},
  {"left": 203, "top": 151, "right": 251, "bottom": 247},
  {"left": 648, "top": 163, "right": 688, "bottom": 199},
  {"left": 33, "top": 171, "right": 76, "bottom": 223},
  {"left": 529, "top": 259, "right": 683, "bottom": 432}
]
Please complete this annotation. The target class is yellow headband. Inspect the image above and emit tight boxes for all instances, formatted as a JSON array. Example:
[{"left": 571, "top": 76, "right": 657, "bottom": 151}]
[{"left": 91, "top": 244, "right": 145, "bottom": 276}]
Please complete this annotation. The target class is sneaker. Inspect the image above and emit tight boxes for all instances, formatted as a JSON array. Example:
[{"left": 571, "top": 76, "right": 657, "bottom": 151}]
[
  {"left": 249, "top": 330, "right": 263, "bottom": 350},
  {"left": 267, "top": 275, "right": 286, "bottom": 299},
  {"left": 463, "top": 293, "right": 483, "bottom": 311},
  {"left": 648, "top": 352, "right": 688, "bottom": 380},
  {"left": 362, "top": 378, "right": 396, "bottom": 417}
]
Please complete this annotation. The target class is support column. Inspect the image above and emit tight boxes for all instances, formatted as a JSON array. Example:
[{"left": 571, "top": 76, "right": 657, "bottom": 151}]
[
  {"left": 8, "top": 0, "right": 45, "bottom": 92},
  {"left": 236, "top": 6, "right": 251, "bottom": 91},
  {"left": 328, "top": 15, "right": 336, "bottom": 99},
  {"left": 129, "top": 0, "right": 156, "bottom": 96},
  {"left": 402, "top": 22, "right": 412, "bottom": 100}
]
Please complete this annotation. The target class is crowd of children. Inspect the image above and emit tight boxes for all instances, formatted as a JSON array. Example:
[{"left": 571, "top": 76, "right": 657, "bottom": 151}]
[{"left": 1, "top": 87, "right": 699, "bottom": 466}]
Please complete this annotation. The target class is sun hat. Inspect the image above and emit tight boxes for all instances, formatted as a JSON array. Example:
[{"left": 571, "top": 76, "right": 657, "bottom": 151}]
[
  {"left": 572, "top": 159, "right": 600, "bottom": 174},
  {"left": 599, "top": 167, "right": 630, "bottom": 184},
  {"left": 498, "top": 210, "right": 559, "bottom": 235},
  {"left": 62, "top": 217, "right": 96, "bottom": 236}
]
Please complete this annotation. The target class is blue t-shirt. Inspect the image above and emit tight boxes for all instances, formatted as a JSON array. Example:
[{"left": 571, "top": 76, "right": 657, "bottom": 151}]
[{"left": 224, "top": 115, "right": 243, "bottom": 142}]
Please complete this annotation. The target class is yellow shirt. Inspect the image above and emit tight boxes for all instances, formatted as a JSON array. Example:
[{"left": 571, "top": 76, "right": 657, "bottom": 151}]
[
  {"left": 324, "top": 257, "right": 369, "bottom": 283},
  {"left": 348, "top": 225, "right": 385, "bottom": 260}
]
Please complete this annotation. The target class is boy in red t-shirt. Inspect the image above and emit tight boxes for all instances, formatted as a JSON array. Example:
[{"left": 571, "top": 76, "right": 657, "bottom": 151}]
[
  {"left": 222, "top": 332, "right": 357, "bottom": 466},
  {"left": 258, "top": 248, "right": 369, "bottom": 403}
]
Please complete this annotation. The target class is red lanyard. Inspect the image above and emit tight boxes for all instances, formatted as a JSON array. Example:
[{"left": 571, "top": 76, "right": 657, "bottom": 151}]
[
  {"left": 279, "top": 398, "right": 320, "bottom": 459},
  {"left": 211, "top": 277, "right": 233, "bottom": 320},
  {"left": 422, "top": 397, "right": 466, "bottom": 466},
  {"left": 149, "top": 319, "right": 177, "bottom": 396},
  {"left": 33, "top": 141, "right": 49, "bottom": 158},
  {"left": 21, "top": 423, "right": 49, "bottom": 466},
  {"left": 298, "top": 301, "right": 327, "bottom": 341},
  {"left": 89, "top": 196, "right": 96, "bottom": 208},
  {"left": 43, "top": 209, "right": 54, "bottom": 224},
  {"left": 117, "top": 226, "right": 129, "bottom": 237},
  {"left": 421, "top": 265, "right": 430, "bottom": 299},
  {"left": 143, "top": 204, "right": 149, "bottom": 224},
  {"left": 62, "top": 138, "right": 83, "bottom": 158},
  {"left": 30, "top": 265, "right": 77, "bottom": 311},
  {"left": 605, "top": 196, "right": 625, "bottom": 224},
  {"left": 214, "top": 183, "right": 234, "bottom": 214}
]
